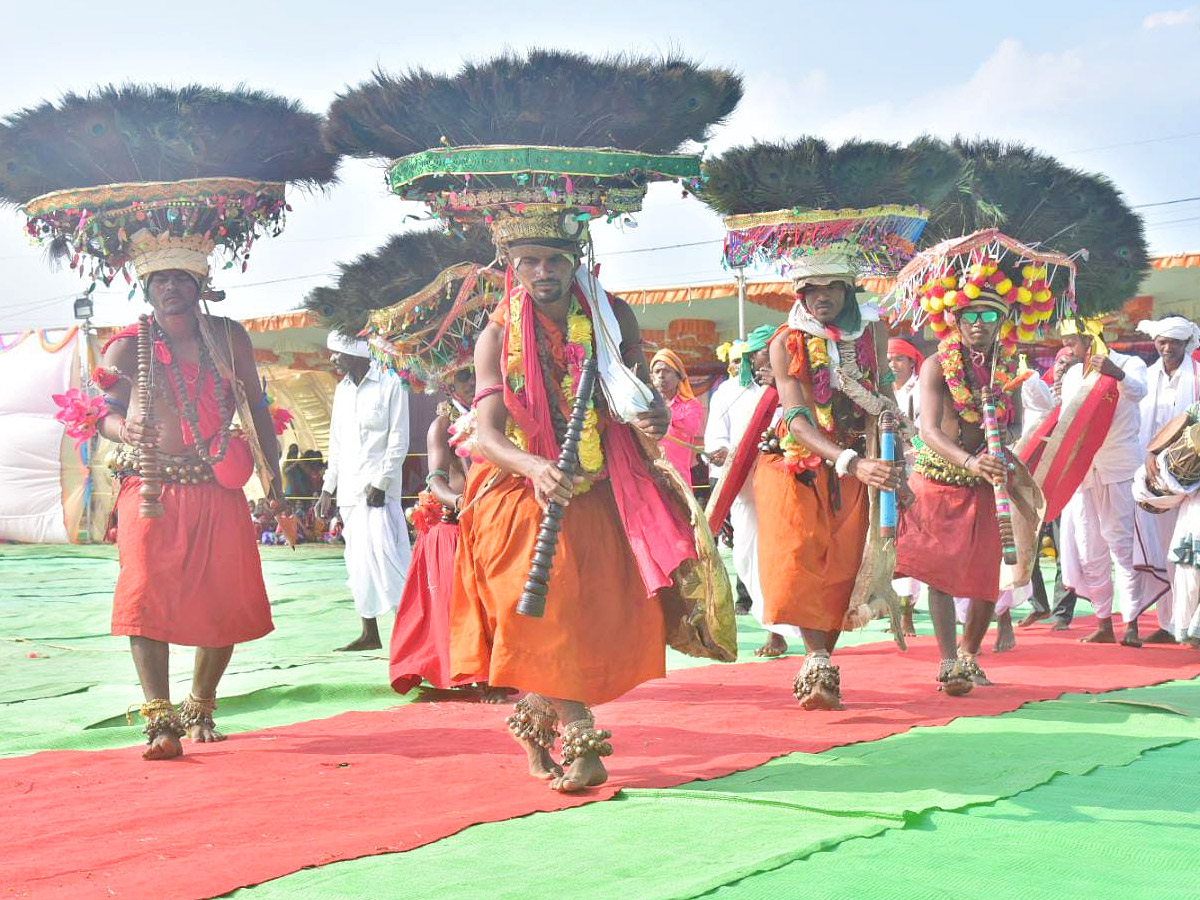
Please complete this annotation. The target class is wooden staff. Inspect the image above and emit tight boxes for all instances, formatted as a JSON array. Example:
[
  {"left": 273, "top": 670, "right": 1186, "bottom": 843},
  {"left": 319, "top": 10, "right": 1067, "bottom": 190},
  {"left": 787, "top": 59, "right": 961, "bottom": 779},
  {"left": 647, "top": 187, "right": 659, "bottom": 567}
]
[
  {"left": 980, "top": 385, "right": 1017, "bottom": 565},
  {"left": 136, "top": 314, "right": 163, "bottom": 518},
  {"left": 879, "top": 410, "right": 898, "bottom": 539},
  {"left": 516, "top": 354, "right": 599, "bottom": 618}
]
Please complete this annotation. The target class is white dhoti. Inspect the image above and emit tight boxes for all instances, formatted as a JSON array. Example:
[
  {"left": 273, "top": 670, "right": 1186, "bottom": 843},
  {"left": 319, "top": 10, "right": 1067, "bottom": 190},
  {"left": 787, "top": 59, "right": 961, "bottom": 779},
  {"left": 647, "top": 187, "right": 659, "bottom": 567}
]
[
  {"left": 731, "top": 477, "right": 801, "bottom": 640},
  {"left": 1060, "top": 479, "right": 1139, "bottom": 620},
  {"left": 341, "top": 499, "right": 412, "bottom": 618},
  {"left": 954, "top": 583, "right": 1031, "bottom": 623},
  {"left": 892, "top": 576, "right": 924, "bottom": 607},
  {"left": 1168, "top": 494, "right": 1200, "bottom": 642},
  {"left": 1132, "top": 503, "right": 1176, "bottom": 630}
]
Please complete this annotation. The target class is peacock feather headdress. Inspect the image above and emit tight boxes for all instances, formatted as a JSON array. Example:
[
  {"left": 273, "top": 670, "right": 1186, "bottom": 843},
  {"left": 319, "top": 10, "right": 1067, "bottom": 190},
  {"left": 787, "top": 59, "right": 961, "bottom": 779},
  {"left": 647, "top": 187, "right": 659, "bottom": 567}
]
[
  {"left": 304, "top": 226, "right": 499, "bottom": 392},
  {"left": 701, "top": 136, "right": 1147, "bottom": 326},
  {"left": 326, "top": 50, "right": 742, "bottom": 254},
  {"left": 0, "top": 84, "right": 340, "bottom": 292}
]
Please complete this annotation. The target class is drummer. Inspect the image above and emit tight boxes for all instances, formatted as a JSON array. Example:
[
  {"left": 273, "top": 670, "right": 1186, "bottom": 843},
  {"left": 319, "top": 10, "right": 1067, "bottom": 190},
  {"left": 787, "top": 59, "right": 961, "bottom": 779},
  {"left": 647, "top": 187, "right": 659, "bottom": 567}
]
[{"left": 1131, "top": 316, "right": 1200, "bottom": 644}]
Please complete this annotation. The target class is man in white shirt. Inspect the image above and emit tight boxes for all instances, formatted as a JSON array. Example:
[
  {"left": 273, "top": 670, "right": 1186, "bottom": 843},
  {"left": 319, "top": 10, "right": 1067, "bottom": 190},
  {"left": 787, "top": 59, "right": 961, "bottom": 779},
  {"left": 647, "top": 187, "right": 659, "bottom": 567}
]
[
  {"left": 1127, "top": 316, "right": 1200, "bottom": 644},
  {"left": 1057, "top": 322, "right": 1148, "bottom": 644},
  {"left": 316, "top": 333, "right": 412, "bottom": 651},
  {"left": 704, "top": 340, "right": 748, "bottom": 482}
]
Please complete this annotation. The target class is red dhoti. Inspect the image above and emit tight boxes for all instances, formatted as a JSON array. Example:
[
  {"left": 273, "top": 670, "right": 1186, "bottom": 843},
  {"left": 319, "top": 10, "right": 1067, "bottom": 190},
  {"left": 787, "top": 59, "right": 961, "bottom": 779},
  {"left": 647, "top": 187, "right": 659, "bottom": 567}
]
[
  {"left": 111, "top": 476, "right": 273, "bottom": 646},
  {"left": 895, "top": 473, "right": 1001, "bottom": 602},
  {"left": 754, "top": 457, "right": 869, "bottom": 632},
  {"left": 389, "top": 518, "right": 482, "bottom": 692},
  {"left": 450, "top": 462, "right": 666, "bottom": 707}
]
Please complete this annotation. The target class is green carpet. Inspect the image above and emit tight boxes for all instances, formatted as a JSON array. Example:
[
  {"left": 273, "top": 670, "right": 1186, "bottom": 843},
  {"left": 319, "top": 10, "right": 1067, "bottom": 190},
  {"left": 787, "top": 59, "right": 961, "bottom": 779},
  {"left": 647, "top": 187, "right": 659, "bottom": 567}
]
[
  {"left": 0, "top": 544, "right": 913, "bottom": 756},
  {"left": 226, "top": 679, "right": 1200, "bottom": 900},
  {"left": 708, "top": 738, "right": 1200, "bottom": 900}
]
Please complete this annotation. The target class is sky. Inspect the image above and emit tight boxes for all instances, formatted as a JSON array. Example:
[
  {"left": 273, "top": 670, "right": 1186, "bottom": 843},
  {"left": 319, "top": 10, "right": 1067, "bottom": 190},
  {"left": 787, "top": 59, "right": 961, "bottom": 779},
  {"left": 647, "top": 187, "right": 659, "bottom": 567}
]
[{"left": 1, "top": 0, "right": 1198, "bottom": 331}]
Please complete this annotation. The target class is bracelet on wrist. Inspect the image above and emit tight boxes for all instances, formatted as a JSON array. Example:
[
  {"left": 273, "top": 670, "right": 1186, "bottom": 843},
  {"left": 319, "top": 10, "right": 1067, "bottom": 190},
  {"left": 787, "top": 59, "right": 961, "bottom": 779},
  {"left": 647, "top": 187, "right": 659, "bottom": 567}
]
[{"left": 834, "top": 448, "right": 860, "bottom": 477}]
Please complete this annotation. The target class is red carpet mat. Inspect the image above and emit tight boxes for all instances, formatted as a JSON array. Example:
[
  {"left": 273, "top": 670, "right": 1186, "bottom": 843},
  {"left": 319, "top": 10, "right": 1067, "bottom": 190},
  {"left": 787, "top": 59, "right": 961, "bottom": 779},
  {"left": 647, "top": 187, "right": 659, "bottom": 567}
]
[{"left": 5, "top": 627, "right": 1199, "bottom": 900}]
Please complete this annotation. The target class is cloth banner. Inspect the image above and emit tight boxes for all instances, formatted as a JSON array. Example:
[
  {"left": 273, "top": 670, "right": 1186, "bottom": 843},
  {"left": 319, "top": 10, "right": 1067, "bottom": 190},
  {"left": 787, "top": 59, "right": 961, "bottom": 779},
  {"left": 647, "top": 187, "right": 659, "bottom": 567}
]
[{"left": 0, "top": 329, "right": 80, "bottom": 542}]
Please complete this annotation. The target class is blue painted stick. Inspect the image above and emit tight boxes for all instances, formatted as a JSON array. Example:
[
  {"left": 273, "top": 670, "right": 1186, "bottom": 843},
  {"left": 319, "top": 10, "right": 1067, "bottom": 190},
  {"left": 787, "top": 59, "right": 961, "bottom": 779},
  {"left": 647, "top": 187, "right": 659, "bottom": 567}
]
[{"left": 879, "top": 410, "right": 898, "bottom": 538}]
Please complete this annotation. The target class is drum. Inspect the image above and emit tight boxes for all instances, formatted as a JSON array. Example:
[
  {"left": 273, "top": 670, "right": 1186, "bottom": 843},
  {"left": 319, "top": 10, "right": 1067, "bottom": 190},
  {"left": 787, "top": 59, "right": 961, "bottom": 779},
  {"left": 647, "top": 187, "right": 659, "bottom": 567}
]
[
  {"left": 1162, "top": 422, "right": 1200, "bottom": 487},
  {"left": 1148, "top": 412, "right": 1190, "bottom": 454}
]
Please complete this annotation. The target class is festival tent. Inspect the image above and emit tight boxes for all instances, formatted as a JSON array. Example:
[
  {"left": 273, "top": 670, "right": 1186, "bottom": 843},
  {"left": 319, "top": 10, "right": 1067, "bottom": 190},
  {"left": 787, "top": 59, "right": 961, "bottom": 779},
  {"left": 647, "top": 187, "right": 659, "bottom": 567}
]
[
  {"left": 0, "top": 327, "right": 101, "bottom": 543},
  {"left": 620, "top": 274, "right": 899, "bottom": 367},
  {"left": 620, "top": 255, "right": 1200, "bottom": 367}
]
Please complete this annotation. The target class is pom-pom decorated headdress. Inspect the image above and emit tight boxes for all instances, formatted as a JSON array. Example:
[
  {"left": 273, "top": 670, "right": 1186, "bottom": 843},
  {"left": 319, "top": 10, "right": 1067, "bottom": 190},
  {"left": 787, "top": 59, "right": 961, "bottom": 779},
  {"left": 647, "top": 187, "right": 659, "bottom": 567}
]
[
  {"left": 0, "top": 84, "right": 339, "bottom": 293},
  {"left": 304, "top": 227, "right": 498, "bottom": 392},
  {"left": 891, "top": 229, "right": 1078, "bottom": 349},
  {"left": 325, "top": 50, "right": 743, "bottom": 257}
]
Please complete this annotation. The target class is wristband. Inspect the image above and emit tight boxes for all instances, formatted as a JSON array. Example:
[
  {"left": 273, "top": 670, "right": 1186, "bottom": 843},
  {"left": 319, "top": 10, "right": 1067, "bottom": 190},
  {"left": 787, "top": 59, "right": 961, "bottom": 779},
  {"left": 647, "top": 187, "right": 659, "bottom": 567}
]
[
  {"left": 834, "top": 448, "right": 860, "bottom": 477},
  {"left": 425, "top": 468, "right": 450, "bottom": 487}
]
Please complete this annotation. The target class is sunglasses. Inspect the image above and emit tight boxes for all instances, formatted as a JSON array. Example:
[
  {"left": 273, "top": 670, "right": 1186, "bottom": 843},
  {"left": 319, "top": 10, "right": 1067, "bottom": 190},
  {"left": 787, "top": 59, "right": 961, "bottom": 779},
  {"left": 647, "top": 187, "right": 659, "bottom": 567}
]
[{"left": 958, "top": 309, "right": 1002, "bottom": 325}]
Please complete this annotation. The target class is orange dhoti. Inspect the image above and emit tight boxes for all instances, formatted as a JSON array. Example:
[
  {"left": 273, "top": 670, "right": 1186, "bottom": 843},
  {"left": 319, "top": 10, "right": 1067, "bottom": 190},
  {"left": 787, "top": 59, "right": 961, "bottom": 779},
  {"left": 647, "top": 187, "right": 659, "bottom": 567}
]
[
  {"left": 754, "top": 456, "right": 869, "bottom": 632},
  {"left": 450, "top": 462, "right": 666, "bottom": 707},
  {"left": 111, "top": 476, "right": 273, "bottom": 647}
]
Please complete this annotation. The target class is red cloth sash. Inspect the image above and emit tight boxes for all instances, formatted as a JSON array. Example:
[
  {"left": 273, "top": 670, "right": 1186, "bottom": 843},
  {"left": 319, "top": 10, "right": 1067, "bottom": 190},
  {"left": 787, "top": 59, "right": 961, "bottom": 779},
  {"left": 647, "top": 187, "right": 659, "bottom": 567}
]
[
  {"left": 706, "top": 385, "right": 778, "bottom": 535},
  {"left": 492, "top": 277, "right": 695, "bottom": 597},
  {"left": 1017, "top": 372, "right": 1119, "bottom": 522}
]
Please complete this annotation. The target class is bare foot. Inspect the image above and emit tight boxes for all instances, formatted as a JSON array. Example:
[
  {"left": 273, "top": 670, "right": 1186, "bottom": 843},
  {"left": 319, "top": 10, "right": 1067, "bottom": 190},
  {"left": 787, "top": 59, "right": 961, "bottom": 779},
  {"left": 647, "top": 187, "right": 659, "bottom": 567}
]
[
  {"left": 1018, "top": 609, "right": 1050, "bottom": 628},
  {"left": 550, "top": 754, "right": 608, "bottom": 793},
  {"left": 187, "top": 720, "right": 225, "bottom": 743},
  {"left": 902, "top": 607, "right": 917, "bottom": 637},
  {"left": 1120, "top": 622, "right": 1143, "bottom": 648},
  {"left": 937, "top": 659, "right": 973, "bottom": 696},
  {"left": 800, "top": 687, "right": 844, "bottom": 710},
  {"left": 511, "top": 733, "right": 561, "bottom": 780},
  {"left": 142, "top": 733, "right": 183, "bottom": 760},
  {"left": 479, "top": 684, "right": 512, "bottom": 704},
  {"left": 754, "top": 633, "right": 788, "bottom": 658},
  {"left": 1080, "top": 620, "right": 1116, "bottom": 644},
  {"left": 994, "top": 611, "right": 1016, "bottom": 653},
  {"left": 1143, "top": 628, "right": 1178, "bottom": 645},
  {"left": 335, "top": 635, "right": 383, "bottom": 652},
  {"left": 1051, "top": 619, "right": 1071, "bottom": 631},
  {"left": 970, "top": 666, "right": 993, "bottom": 686}
]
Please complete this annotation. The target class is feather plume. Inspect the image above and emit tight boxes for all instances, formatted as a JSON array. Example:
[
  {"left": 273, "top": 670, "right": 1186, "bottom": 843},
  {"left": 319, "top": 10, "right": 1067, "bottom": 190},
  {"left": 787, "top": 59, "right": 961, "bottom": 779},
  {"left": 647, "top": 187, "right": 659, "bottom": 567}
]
[
  {"left": 304, "top": 226, "right": 496, "bottom": 337},
  {"left": 703, "top": 136, "right": 1147, "bottom": 314},
  {"left": 325, "top": 50, "right": 743, "bottom": 159},
  {"left": 0, "top": 84, "right": 339, "bottom": 205}
]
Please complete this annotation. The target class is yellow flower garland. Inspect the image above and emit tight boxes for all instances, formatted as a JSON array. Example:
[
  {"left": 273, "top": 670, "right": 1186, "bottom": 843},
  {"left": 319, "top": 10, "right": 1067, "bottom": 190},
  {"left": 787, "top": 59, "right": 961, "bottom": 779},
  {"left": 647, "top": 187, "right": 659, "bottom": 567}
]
[
  {"left": 504, "top": 288, "right": 604, "bottom": 494},
  {"left": 562, "top": 310, "right": 604, "bottom": 485}
]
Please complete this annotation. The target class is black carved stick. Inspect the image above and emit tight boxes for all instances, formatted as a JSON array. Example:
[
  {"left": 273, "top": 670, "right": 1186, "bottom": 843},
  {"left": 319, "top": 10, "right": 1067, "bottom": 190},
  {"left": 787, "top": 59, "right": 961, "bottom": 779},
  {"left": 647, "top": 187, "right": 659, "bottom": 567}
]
[{"left": 516, "top": 354, "right": 599, "bottom": 618}]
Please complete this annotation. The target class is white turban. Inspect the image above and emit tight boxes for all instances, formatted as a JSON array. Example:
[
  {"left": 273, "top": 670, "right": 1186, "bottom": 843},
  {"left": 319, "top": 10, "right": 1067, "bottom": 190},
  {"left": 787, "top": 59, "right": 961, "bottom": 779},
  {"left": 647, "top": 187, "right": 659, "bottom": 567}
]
[
  {"left": 1138, "top": 317, "right": 1200, "bottom": 353},
  {"left": 326, "top": 331, "right": 370, "bottom": 358}
]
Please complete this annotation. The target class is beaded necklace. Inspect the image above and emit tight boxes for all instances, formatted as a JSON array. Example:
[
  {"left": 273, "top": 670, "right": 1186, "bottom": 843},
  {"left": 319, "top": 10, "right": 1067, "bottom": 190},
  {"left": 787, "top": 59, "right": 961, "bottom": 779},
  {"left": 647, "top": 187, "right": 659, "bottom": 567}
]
[{"left": 152, "top": 323, "right": 234, "bottom": 464}]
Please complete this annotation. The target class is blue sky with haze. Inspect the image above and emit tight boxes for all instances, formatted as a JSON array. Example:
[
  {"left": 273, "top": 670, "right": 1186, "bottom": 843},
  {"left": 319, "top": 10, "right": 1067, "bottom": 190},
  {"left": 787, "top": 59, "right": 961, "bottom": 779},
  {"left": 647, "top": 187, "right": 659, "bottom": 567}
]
[{"left": 1, "top": 0, "right": 1197, "bottom": 330}]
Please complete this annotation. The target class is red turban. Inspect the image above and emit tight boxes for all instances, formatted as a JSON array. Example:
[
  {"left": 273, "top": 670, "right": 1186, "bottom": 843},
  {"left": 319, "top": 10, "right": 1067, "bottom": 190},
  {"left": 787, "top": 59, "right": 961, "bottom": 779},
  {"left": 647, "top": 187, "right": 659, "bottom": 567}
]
[{"left": 887, "top": 338, "right": 924, "bottom": 370}]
